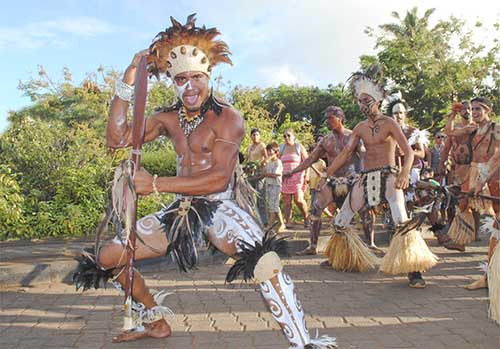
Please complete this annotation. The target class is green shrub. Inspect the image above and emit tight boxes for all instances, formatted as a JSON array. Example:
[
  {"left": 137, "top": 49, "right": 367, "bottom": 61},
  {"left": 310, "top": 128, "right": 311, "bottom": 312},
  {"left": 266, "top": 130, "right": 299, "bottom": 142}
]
[{"left": 0, "top": 166, "right": 25, "bottom": 239}]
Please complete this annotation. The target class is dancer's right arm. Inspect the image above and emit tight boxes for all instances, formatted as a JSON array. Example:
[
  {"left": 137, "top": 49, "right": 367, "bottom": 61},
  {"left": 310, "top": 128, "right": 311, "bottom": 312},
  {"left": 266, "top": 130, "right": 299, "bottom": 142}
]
[
  {"left": 437, "top": 137, "right": 452, "bottom": 177},
  {"left": 107, "top": 49, "right": 165, "bottom": 148},
  {"left": 285, "top": 141, "right": 324, "bottom": 177},
  {"left": 326, "top": 132, "right": 359, "bottom": 177}
]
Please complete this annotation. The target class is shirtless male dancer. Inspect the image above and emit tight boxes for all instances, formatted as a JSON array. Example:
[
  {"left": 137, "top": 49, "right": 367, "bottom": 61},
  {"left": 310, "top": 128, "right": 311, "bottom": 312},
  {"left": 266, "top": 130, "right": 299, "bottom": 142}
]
[{"left": 74, "top": 15, "right": 335, "bottom": 348}]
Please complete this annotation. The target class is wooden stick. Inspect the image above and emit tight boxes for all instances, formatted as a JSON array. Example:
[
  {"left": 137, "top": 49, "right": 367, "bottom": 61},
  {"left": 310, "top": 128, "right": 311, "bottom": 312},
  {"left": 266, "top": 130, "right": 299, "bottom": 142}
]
[{"left": 123, "top": 56, "right": 148, "bottom": 330}]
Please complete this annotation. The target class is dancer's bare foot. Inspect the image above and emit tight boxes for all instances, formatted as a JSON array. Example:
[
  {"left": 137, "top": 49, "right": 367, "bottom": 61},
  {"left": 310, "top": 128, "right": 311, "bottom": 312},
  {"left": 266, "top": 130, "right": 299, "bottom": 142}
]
[
  {"left": 320, "top": 260, "right": 331, "bottom": 268},
  {"left": 464, "top": 275, "right": 488, "bottom": 290},
  {"left": 444, "top": 243, "right": 465, "bottom": 252},
  {"left": 296, "top": 247, "right": 317, "bottom": 256},
  {"left": 436, "top": 234, "right": 451, "bottom": 244},
  {"left": 112, "top": 319, "right": 172, "bottom": 342}
]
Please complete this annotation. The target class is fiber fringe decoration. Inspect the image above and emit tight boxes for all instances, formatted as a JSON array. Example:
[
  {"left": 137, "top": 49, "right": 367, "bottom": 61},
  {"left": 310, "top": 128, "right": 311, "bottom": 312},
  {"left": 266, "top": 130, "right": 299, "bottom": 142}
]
[
  {"left": 290, "top": 329, "right": 337, "bottom": 349},
  {"left": 73, "top": 248, "right": 115, "bottom": 291},
  {"left": 467, "top": 164, "right": 495, "bottom": 216},
  {"left": 488, "top": 241, "right": 500, "bottom": 326},
  {"left": 225, "top": 231, "right": 288, "bottom": 283},
  {"left": 159, "top": 197, "right": 221, "bottom": 272},
  {"left": 380, "top": 228, "right": 438, "bottom": 275},
  {"left": 111, "top": 160, "right": 156, "bottom": 251},
  {"left": 481, "top": 217, "right": 500, "bottom": 241},
  {"left": 448, "top": 208, "right": 475, "bottom": 245},
  {"left": 112, "top": 282, "right": 175, "bottom": 328},
  {"left": 234, "top": 164, "right": 260, "bottom": 222},
  {"left": 324, "top": 228, "right": 379, "bottom": 272}
]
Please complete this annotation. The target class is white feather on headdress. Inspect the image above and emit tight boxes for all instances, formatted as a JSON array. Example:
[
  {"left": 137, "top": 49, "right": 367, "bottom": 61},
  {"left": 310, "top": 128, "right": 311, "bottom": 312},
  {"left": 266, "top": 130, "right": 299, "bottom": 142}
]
[
  {"left": 480, "top": 216, "right": 500, "bottom": 240},
  {"left": 385, "top": 91, "right": 403, "bottom": 104},
  {"left": 408, "top": 129, "right": 430, "bottom": 147},
  {"left": 381, "top": 91, "right": 413, "bottom": 115},
  {"left": 350, "top": 75, "right": 385, "bottom": 102}
]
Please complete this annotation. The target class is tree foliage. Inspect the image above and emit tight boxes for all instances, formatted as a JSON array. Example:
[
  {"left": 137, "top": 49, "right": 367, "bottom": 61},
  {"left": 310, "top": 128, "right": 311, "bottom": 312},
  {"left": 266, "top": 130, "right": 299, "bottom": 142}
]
[
  {"left": 364, "top": 7, "right": 500, "bottom": 129},
  {"left": 1, "top": 67, "right": 177, "bottom": 239},
  {"left": 1, "top": 7, "right": 499, "bottom": 240}
]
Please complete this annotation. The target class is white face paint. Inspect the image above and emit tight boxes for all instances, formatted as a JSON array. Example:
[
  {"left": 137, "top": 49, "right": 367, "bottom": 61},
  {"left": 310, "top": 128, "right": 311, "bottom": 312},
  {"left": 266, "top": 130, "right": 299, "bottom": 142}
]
[
  {"left": 174, "top": 80, "right": 193, "bottom": 98},
  {"left": 392, "top": 103, "right": 406, "bottom": 114}
]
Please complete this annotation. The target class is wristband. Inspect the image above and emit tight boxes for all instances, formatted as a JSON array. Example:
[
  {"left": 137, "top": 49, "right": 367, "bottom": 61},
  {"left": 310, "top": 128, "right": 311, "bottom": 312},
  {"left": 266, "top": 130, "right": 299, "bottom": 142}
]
[{"left": 115, "top": 79, "right": 134, "bottom": 102}]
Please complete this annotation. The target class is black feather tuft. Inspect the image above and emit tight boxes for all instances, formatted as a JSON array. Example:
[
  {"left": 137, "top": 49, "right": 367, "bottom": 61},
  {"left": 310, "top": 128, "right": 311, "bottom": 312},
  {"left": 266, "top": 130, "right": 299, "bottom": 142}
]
[
  {"left": 429, "top": 223, "right": 446, "bottom": 234},
  {"left": 395, "top": 212, "right": 427, "bottom": 237},
  {"left": 159, "top": 198, "right": 220, "bottom": 272},
  {"left": 72, "top": 252, "right": 115, "bottom": 292},
  {"left": 225, "top": 231, "right": 288, "bottom": 283}
]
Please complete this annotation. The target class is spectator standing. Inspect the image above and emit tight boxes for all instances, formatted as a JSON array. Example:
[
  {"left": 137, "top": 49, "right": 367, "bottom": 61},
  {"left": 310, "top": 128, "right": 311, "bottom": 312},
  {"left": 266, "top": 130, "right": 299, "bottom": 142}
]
[
  {"left": 429, "top": 132, "right": 445, "bottom": 181},
  {"left": 245, "top": 128, "right": 268, "bottom": 226},
  {"left": 280, "top": 129, "right": 309, "bottom": 228},
  {"left": 263, "top": 142, "right": 286, "bottom": 232}
]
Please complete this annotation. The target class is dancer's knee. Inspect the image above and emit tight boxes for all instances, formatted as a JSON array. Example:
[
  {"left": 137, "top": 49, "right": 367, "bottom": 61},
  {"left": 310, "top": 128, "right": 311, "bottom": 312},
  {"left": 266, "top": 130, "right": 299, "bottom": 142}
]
[
  {"left": 254, "top": 251, "right": 282, "bottom": 283},
  {"left": 310, "top": 201, "right": 323, "bottom": 221},
  {"left": 97, "top": 244, "right": 125, "bottom": 270}
]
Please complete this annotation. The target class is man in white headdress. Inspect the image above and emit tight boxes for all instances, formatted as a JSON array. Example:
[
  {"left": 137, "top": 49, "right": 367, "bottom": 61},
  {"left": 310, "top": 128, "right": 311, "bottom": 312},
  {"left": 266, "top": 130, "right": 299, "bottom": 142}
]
[
  {"left": 322, "top": 69, "right": 438, "bottom": 288},
  {"left": 387, "top": 94, "right": 429, "bottom": 210}
]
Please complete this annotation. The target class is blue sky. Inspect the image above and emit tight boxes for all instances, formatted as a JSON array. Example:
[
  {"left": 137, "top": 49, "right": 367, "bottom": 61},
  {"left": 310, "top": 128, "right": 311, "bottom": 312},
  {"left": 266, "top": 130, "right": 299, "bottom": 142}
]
[{"left": 1, "top": 0, "right": 499, "bottom": 132}]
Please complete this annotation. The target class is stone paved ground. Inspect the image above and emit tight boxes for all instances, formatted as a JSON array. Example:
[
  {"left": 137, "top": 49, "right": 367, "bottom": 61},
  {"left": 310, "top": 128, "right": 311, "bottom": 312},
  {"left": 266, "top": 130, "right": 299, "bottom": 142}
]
[{"left": 1, "top": 229, "right": 499, "bottom": 348}]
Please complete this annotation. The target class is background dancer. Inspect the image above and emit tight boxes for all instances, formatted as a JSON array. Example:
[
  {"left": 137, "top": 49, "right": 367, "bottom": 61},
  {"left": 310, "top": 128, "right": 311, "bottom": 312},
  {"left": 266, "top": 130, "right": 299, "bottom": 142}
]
[
  {"left": 286, "top": 106, "right": 364, "bottom": 255},
  {"left": 323, "top": 69, "right": 438, "bottom": 286},
  {"left": 445, "top": 97, "right": 499, "bottom": 291}
]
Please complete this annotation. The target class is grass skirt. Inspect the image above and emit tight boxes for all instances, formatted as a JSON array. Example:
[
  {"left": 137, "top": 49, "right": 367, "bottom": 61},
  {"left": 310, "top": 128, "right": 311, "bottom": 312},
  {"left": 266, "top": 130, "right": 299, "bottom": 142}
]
[
  {"left": 448, "top": 208, "right": 475, "bottom": 246},
  {"left": 488, "top": 241, "right": 500, "bottom": 326},
  {"left": 466, "top": 163, "right": 494, "bottom": 216},
  {"left": 380, "top": 229, "right": 438, "bottom": 274},
  {"left": 324, "top": 229, "right": 378, "bottom": 272}
]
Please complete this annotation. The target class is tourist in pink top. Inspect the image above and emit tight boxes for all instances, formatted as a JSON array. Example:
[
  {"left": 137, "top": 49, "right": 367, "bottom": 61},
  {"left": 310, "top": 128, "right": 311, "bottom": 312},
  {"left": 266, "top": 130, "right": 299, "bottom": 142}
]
[{"left": 280, "top": 128, "right": 309, "bottom": 228}]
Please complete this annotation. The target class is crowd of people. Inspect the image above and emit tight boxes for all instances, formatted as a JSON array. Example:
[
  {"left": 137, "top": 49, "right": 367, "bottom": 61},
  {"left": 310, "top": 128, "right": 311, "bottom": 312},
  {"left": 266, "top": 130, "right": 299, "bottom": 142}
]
[
  {"left": 72, "top": 14, "right": 499, "bottom": 348},
  {"left": 242, "top": 100, "right": 489, "bottom": 258},
  {"left": 238, "top": 80, "right": 499, "bottom": 325}
]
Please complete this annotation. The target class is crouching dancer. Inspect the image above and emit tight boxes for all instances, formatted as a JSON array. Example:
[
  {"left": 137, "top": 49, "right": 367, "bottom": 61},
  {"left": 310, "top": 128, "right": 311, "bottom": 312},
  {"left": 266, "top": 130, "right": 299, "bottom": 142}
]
[{"left": 73, "top": 15, "right": 336, "bottom": 348}]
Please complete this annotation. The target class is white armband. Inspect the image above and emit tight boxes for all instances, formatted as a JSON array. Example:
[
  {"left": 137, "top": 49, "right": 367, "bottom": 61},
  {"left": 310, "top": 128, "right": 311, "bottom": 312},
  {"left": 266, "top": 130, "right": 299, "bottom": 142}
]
[{"left": 115, "top": 79, "right": 134, "bottom": 102}]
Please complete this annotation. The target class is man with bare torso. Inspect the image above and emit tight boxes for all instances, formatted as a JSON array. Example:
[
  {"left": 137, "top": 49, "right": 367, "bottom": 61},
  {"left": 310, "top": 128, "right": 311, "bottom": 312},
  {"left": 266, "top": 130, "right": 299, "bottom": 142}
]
[
  {"left": 322, "top": 72, "right": 438, "bottom": 287},
  {"left": 445, "top": 97, "right": 499, "bottom": 292},
  {"left": 75, "top": 15, "right": 335, "bottom": 348},
  {"left": 285, "top": 106, "right": 364, "bottom": 255},
  {"left": 438, "top": 101, "right": 478, "bottom": 250},
  {"left": 439, "top": 101, "right": 473, "bottom": 191}
]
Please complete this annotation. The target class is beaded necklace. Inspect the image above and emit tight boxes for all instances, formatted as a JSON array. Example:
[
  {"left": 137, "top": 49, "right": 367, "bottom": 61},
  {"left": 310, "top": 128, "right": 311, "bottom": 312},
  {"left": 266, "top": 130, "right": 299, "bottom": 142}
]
[{"left": 178, "top": 93, "right": 224, "bottom": 136}]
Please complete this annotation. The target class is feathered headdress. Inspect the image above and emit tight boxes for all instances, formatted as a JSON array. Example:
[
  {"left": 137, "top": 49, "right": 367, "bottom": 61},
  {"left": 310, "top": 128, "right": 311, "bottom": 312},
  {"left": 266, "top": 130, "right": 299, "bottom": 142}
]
[
  {"left": 382, "top": 91, "right": 412, "bottom": 115},
  {"left": 347, "top": 64, "right": 386, "bottom": 102},
  {"left": 147, "top": 14, "right": 232, "bottom": 79}
]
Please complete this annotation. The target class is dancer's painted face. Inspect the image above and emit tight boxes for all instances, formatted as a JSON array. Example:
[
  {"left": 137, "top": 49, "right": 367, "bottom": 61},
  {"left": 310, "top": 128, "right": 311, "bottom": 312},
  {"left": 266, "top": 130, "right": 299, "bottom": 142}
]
[
  {"left": 358, "top": 93, "right": 378, "bottom": 119},
  {"left": 325, "top": 112, "right": 343, "bottom": 131},
  {"left": 392, "top": 103, "right": 406, "bottom": 125},
  {"left": 471, "top": 101, "right": 489, "bottom": 124},
  {"left": 174, "top": 71, "right": 209, "bottom": 111}
]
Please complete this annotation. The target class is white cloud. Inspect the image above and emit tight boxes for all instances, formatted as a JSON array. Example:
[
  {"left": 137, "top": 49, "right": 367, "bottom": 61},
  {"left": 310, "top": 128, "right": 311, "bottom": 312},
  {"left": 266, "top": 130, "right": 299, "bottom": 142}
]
[
  {"left": 0, "top": 17, "right": 119, "bottom": 51},
  {"left": 40, "top": 17, "right": 117, "bottom": 36},
  {"left": 258, "top": 65, "right": 315, "bottom": 86},
  {"left": 218, "top": 0, "right": 500, "bottom": 87}
]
